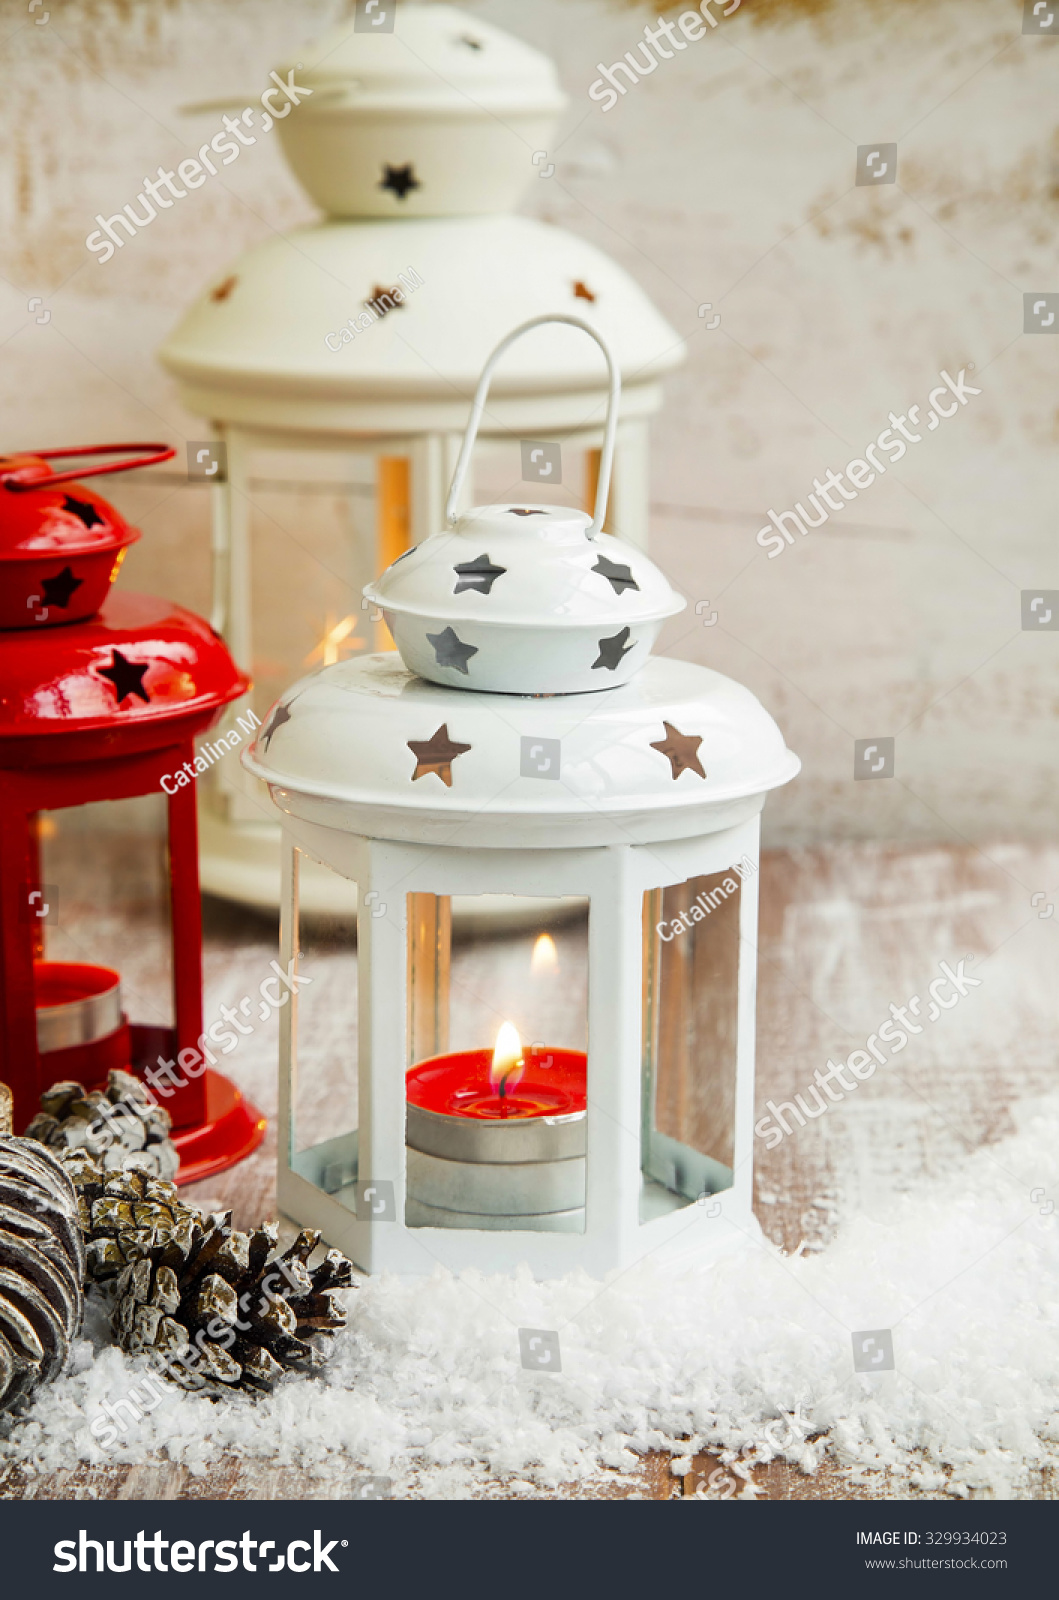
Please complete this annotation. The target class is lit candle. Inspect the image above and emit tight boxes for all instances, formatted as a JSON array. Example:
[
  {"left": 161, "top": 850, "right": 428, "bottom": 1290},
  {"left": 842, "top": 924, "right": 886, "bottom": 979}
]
[
  {"left": 489, "top": 1020, "right": 525, "bottom": 1113},
  {"left": 405, "top": 1022, "right": 587, "bottom": 1229},
  {"left": 406, "top": 1025, "right": 585, "bottom": 1122},
  {"left": 404, "top": 939, "right": 587, "bottom": 1227}
]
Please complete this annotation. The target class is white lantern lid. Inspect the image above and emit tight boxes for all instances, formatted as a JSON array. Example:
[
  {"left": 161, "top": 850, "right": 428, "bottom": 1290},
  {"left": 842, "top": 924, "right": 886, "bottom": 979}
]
[
  {"left": 243, "top": 652, "right": 801, "bottom": 850},
  {"left": 364, "top": 313, "right": 686, "bottom": 695},
  {"left": 276, "top": 4, "right": 566, "bottom": 116},
  {"left": 364, "top": 503, "right": 685, "bottom": 694},
  {"left": 367, "top": 502, "right": 683, "bottom": 625}
]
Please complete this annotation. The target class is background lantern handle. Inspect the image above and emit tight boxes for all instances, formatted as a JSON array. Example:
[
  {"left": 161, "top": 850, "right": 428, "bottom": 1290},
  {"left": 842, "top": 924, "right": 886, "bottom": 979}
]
[
  {"left": 0, "top": 441, "right": 176, "bottom": 491},
  {"left": 445, "top": 314, "right": 621, "bottom": 541}
]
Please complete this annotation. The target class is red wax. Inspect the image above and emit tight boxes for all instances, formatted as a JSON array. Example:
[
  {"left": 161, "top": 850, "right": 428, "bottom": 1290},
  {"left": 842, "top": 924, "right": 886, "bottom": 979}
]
[
  {"left": 406, "top": 1046, "right": 586, "bottom": 1121},
  {"left": 34, "top": 960, "right": 121, "bottom": 1009}
]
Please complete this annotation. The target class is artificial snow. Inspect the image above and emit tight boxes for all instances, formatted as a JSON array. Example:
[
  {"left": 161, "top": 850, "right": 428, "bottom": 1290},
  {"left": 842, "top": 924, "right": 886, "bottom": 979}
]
[{"left": 3, "top": 1092, "right": 1058, "bottom": 1499}]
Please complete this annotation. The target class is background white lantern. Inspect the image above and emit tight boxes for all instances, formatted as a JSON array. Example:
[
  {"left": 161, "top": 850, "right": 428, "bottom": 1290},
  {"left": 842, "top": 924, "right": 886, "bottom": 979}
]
[
  {"left": 157, "top": 3, "right": 686, "bottom": 915},
  {"left": 246, "top": 317, "right": 798, "bottom": 1278}
]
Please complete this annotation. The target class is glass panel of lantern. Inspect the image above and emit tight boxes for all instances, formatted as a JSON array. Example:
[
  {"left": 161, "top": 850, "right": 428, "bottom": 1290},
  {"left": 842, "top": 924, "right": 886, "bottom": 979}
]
[
  {"left": 244, "top": 446, "right": 386, "bottom": 721},
  {"left": 404, "top": 894, "right": 588, "bottom": 1234},
  {"left": 640, "top": 870, "right": 741, "bottom": 1223},
  {"left": 35, "top": 796, "right": 176, "bottom": 1070},
  {"left": 285, "top": 848, "right": 359, "bottom": 1211}
]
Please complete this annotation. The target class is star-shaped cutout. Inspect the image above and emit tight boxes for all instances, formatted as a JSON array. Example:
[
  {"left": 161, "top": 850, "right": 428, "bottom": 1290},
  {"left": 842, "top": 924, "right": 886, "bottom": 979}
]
[
  {"left": 210, "top": 275, "right": 238, "bottom": 302},
  {"left": 61, "top": 494, "right": 104, "bottom": 529},
  {"left": 507, "top": 507, "right": 545, "bottom": 517},
  {"left": 453, "top": 554, "right": 507, "bottom": 595},
  {"left": 40, "top": 565, "right": 83, "bottom": 608},
  {"left": 592, "top": 554, "right": 639, "bottom": 595},
  {"left": 262, "top": 702, "right": 292, "bottom": 749},
  {"left": 408, "top": 724, "right": 471, "bottom": 787},
  {"left": 650, "top": 722, "right": 705, "bottom": 781},
  {"left": 379, "top": 163, "right": 421, "bottom": 200},
  {"left": 573, "top": 281, "right": 596, "bottom": 302},
  {"left": 592, "top": 626, "right": 634, "bottom": 672},
  {"left": 96, "top": 648, "right": 150, "bottom": 706},
  {"left": 426, "top": 626, "right": 478, "bottom": 675},
  {"left": 367, "top": 284, "right": 405, "bottom": 317}
]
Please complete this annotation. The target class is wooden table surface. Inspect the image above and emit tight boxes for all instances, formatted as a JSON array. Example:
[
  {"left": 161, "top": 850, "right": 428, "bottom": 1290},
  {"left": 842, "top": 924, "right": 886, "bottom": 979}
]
[{"left": 3, "top": 835, "right": 1056, "bottom": 1501}]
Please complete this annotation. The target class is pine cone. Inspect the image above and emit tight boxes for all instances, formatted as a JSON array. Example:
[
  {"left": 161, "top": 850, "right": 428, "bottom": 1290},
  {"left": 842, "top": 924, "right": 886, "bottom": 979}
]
[
  {"left": 0, "top": 1136, "right": 85, "bottom": 1416},
  {"left": 25, "top": 1069, "right": 179, "bottom": 1182},
  {"left": 63, "top": 1155, "right": 201, "bottom": 1285},
  {"left": 112, "top": 1216, "right": 354, "bottom": 1395}
]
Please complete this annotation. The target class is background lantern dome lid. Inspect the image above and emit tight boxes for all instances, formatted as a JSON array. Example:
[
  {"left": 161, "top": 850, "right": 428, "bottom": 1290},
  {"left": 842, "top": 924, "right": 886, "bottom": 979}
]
[
  {"left": 157, "top": 217, "right": 684, "bottom": 418},
  {"left": 275, "top": 4, "right": 567, "bottom": 116},
  {"left": 0, "top": 457, "right": 139, "bottom": 563},
  {"left": 244, "top": 653, "right": 800, "bottom": 849},
  {"left": 0, "top": 589, "right": 249, "bottom": 750}
]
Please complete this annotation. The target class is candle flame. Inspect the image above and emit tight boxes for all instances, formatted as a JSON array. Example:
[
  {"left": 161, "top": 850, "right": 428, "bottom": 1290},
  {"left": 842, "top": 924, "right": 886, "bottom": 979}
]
[
  {"left": 304, "top": 613, "right": 365, "bottom": 668},
  {"left": 531, "top": 932, "right": 558, "bottom": 974},
  {"left": 489, "top": 1021, "right": 525, "bottom": 1099}
]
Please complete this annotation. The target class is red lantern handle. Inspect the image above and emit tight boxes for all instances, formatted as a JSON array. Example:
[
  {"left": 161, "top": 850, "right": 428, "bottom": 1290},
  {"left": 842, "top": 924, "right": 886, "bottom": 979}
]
[{"left": 0, "top": 441, "right": 176, "bottom": 491}]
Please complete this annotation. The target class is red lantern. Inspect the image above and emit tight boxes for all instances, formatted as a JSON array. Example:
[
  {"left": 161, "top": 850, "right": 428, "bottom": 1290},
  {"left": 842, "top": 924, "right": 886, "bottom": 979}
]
[{"left": 0, "top": 444, "right": 265, "bottom": 1182}]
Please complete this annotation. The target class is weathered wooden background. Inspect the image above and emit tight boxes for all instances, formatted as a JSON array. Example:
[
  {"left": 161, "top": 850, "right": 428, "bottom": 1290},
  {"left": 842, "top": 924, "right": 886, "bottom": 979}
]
[{"left": 0, "top": 0, "right": 1055, "bottom": 846}]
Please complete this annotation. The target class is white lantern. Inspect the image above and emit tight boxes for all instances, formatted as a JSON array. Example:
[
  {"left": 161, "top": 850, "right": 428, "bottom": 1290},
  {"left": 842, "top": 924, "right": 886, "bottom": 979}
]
[
  {"left": 157, "top": 3, "right": 685, "bottom": 915},
  {"left": 246, "top": 317, "right": 799, "bottom": 1278}
]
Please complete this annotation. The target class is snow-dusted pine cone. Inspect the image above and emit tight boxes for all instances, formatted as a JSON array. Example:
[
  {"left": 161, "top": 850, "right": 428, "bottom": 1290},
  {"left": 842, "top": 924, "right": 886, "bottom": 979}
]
[
  {"left": 62, "top": 1156, "right": 200, "bottom": 1285},
  {"left": 25, "top": 1069, "right": 179, "bottom": 1182},
  {"left": 0, "top": 1136, "right": 85, "bottom": 1415},
  {"left": 112, "top": 1218, "right": 354, "bottom": 1394}
]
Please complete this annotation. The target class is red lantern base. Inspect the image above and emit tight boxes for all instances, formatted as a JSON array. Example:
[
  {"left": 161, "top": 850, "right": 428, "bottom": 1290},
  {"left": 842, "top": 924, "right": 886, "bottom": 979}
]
[
  {"left": 170, "top": 1068, "right": 266, "bottom": 1187},
  {"left": 28, "top": 966, "right": 267, "bottom": 1186}
]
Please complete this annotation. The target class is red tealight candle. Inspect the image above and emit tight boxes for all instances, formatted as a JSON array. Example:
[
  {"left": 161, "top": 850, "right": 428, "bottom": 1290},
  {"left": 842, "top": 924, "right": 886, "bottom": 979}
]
[
  {"left": 406, "top": 1022, "right": 586, "bottom": 1123},
  {"left": 34, "top": 960, "right": 129, "bottom": 1081},
  {"left": 405, "top": 1021, "right": 588, "bottom": 1228}
]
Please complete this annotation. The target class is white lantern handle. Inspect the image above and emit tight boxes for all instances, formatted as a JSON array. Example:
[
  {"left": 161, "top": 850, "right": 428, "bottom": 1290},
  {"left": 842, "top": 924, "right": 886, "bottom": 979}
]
[{"left": 445, "top": 313, "right": 621, "bottom": 541}]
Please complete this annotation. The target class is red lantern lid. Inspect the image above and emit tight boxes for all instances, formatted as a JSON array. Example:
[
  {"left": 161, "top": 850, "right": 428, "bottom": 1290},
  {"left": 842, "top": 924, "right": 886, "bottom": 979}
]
[
  {"left": 0, "top": 444, "right": 174, "bottom": 631},
  {"left": 0, "top": 589, "right": 249, "bottom": 762}
]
